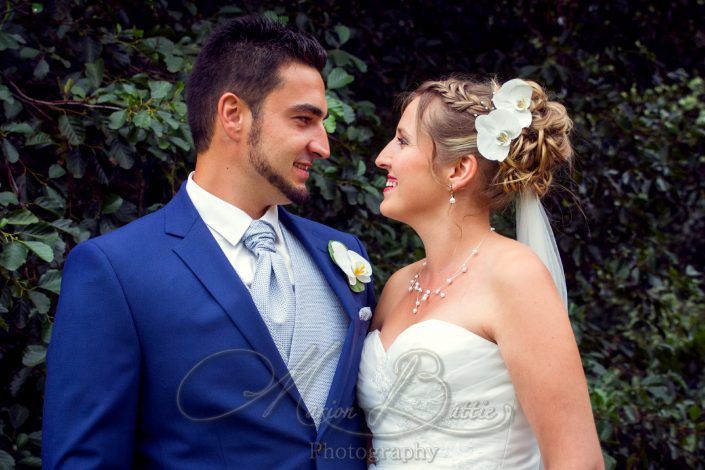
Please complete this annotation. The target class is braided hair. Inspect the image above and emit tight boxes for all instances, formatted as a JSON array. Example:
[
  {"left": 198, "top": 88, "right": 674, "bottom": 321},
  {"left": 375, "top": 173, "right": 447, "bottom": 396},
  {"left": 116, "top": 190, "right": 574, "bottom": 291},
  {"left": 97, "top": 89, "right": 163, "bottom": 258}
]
[{"left": 401, "top": 75, "right": 573, "bottom": 211}]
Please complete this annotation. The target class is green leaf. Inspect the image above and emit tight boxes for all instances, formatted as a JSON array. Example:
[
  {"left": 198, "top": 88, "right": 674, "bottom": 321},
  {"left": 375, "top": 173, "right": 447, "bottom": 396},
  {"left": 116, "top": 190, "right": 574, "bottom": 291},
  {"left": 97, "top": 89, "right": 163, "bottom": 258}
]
[
  {"left": 169, "top": 135, "right": 190, "bottom": 151},
  {"left": 33, "top": 59, "right": 49, "bottom": 79},
  {"left": 38, "top": 269, "right": 62, "bottom": 294},
  {"left": 341, "top": 102, "right": 355, "bottom": 124},
  {"left": 21, "top": 241, "right": 54, "bottom": 262},
  {"left": 42, "top": 322, "right": 53, "bottom": 344},
  {"left": 0, "top": 191, "right": 18, "bottom": 206},
  {"left": 25, "top": 132, "right": 52, "bottom": 146},
  {"left": 349, "top": 54, "right": 368, "bottom": 73},
  {"left": 356, "top": 159, "right": 366, "bottom": 176},
  {"left": 164, "top": 55, "right": 184, "bottom": 73},
  {"left": 0, "top": 449, "right": 15, "bottom": 468},
  {"left": 326, "top": 67, "right": 354, "bottom": 90},
  {"left": 2, "top": 139, "right": 19, "bottom": 163},
  {"left": 85, "top": 59, "right": 104, "bottom": 87},
  {"left": 334, "top": 25, "right": 351, "bottom": 45},
  {"left": 172, "top": 101, "right": 187, "bottom": 117},
  {"left": 70, "top": 83, "right": 87, "bottom": 99},
  {"left": 21, "top": 222, "right": 60, "bottom": 243},
  {"left": 0, "top": 242, "right": 28, "bottom": 271},
  {"left": 4, "top": 99, "right": 23, "bottom": 119},
  {"left": 58, "top": 114, "right": 84, "bottom": 145},
  {"left": 102, "top": 194, "right": 123, "bottom": 214},
  {"left": 350, "top": 280, "right": 365, "bottom": 293},
  {"left": 0, "top": 84, "right": 14, "bottom": 103},
  {"left": 2, "top": 122, "right": 34, "bottom": 134},
  {"left": 48, "top": 164, "right": 66, "bottom": 178},
  {"left": 22, "top": 344, "right": 47, "bottom": 367},
  {"left": 9, "top": 405, "right": 29, "bottom": 429},
  {"left": 323, "top": 115, "right": 336, "bottom": 134},
  {"left": 6, "top": 209, "right": 39, "bottom": 225},
  {"left": 66, "top": 151, "right": 87, "bottom": 178},
  {"left": 28, "top": 290, "right": 51, "bottom": 314},
  {"left": 133, "top": 110, "right": 152, "bottom": 129},
  {"left": 109, "top": 140, "right": 135, "bottom": 169},
  {"left": 18, "top": 456, "right": 42, "bottom": 467},
  {"left": 0, "top": 31, "right": 23, "bottom": 51},
  {"left": 327, "top": 240, "right": 337, "bottom": 262},
  {"left": 148, "top": 80, "right": 172, "bottom": 100},
  {"left": 108, "top": 110, "right": 127, "bottom": 130}
]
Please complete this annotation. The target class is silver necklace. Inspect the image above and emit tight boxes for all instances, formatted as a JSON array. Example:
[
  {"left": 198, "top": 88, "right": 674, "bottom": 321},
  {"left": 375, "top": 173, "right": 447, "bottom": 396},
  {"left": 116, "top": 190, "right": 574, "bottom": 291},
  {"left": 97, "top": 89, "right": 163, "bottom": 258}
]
[{"left": 408, "top": 227, "right": 495, "bottom": 315}]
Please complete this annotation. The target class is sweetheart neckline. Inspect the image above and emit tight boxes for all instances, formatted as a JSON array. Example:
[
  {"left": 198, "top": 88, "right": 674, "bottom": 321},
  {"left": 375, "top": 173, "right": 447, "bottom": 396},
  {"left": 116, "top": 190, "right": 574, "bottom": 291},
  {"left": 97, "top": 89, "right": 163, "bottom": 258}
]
[{"left": 371, "top": 318, "right": 497, "bottom": 354}]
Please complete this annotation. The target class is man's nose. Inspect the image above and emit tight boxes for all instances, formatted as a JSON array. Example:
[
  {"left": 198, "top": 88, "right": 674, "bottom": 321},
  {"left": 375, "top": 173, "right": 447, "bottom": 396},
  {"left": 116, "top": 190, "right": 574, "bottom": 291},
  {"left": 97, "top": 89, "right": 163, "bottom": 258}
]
[{"left": 309, "top": 126, "right": 330, "bottom": 159}]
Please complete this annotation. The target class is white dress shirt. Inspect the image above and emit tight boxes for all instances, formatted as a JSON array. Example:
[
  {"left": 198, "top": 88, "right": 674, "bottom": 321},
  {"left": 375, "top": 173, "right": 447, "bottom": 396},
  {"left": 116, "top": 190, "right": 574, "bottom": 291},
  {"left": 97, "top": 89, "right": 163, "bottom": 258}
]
[{"left": 185, "top": 172, "right": 293, "bottom": 286}]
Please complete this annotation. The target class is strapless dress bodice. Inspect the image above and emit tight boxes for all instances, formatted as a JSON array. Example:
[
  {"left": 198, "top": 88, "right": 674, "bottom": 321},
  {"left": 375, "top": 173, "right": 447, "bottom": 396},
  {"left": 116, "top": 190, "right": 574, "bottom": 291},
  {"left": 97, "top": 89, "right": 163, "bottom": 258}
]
[{"left": 357, "top": 319, "right": 542, "bottom": 469}]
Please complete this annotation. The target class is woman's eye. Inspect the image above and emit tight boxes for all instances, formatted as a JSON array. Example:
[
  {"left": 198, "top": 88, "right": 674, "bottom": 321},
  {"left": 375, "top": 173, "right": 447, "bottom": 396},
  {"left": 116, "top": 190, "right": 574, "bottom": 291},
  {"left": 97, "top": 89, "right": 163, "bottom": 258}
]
[{"left": 397, "top": 137, "right": 408, "bottom": 146}]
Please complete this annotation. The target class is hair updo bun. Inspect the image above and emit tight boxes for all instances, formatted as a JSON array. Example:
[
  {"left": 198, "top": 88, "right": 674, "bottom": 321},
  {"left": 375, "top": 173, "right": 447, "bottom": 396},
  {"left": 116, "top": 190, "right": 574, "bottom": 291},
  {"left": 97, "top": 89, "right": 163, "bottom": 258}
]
[{"left": 402, "top": 76, "right": 573, "bottom": 211}]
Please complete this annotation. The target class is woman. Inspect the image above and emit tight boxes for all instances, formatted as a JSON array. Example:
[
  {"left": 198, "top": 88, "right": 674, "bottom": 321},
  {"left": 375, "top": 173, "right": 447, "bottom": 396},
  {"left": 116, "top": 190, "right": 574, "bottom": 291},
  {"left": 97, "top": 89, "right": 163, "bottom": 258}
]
[{"left": 357, "top": 77, "right": 604, "bottom": 469}]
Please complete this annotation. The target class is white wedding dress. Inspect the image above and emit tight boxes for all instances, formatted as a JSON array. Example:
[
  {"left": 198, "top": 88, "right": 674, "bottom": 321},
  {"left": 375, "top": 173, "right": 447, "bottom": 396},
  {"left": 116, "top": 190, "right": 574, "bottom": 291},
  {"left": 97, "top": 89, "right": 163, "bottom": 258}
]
[{"left": 357, "top": 319, "right": 543, "bottom": 469}]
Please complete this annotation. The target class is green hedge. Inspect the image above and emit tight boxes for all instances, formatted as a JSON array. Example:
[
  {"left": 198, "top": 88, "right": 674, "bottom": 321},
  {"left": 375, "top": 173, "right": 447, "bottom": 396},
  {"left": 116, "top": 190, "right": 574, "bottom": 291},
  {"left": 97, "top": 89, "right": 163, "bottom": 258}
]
[{"left": 1, "top": 1, "right": 703, "bottom": 468}]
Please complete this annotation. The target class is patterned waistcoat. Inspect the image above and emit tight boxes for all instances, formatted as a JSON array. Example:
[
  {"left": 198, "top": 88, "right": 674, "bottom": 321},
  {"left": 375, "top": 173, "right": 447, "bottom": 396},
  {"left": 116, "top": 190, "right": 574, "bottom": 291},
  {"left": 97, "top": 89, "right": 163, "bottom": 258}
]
[{"left": 259, "top": 224, "right": 349, "bottom": 428}]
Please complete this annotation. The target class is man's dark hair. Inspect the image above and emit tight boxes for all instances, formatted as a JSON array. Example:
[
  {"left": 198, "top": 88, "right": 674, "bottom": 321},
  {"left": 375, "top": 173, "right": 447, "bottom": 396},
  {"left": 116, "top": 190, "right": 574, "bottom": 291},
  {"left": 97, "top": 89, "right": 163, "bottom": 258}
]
[{"left": 186, "top": 16, "right": 327, "bottom": 154}]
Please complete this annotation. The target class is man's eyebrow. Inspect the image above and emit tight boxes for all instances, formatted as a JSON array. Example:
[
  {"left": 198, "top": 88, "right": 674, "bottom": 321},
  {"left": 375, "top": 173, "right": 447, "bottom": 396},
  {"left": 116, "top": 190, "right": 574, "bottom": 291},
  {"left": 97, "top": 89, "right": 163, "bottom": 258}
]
[{"left": 289, "top": 104, "right": 327, "bottom": 119}]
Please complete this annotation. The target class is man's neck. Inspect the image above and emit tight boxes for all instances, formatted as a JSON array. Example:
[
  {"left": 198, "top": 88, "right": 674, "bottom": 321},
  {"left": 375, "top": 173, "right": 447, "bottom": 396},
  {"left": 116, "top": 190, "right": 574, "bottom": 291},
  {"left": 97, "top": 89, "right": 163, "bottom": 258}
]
[{"left": 192, "top": 160, "right": 275, "bottom": 220}]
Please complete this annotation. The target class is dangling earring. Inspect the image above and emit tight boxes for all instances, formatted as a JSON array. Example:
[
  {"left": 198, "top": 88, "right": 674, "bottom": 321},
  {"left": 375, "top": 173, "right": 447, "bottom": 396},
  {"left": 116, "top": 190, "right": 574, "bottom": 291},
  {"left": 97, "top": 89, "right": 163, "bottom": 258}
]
[{"left": 449, "top": 184, "right": 456, "bottom": 205}]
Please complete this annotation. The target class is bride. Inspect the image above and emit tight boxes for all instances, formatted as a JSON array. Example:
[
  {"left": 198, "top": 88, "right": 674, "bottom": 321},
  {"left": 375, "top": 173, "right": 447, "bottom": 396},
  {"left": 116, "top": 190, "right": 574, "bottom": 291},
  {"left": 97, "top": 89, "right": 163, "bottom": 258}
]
[{"left": 357, "top": 77, "right": 604, "bottom": 469}]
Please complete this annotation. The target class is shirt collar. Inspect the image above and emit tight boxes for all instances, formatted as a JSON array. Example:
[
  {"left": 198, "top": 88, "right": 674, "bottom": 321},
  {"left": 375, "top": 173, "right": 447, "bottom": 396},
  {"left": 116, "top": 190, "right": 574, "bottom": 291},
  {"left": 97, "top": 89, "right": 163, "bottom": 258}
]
[{"left": 185, "top": 171, "right": 283, "bottom": 247}]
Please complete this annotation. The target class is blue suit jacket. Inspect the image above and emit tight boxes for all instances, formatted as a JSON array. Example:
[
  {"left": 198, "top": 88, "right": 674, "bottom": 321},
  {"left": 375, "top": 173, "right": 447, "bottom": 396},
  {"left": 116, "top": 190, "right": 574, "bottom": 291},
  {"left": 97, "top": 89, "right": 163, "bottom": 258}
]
[{"left": 43, "top": 183, "right": 375, "bottom": 469}]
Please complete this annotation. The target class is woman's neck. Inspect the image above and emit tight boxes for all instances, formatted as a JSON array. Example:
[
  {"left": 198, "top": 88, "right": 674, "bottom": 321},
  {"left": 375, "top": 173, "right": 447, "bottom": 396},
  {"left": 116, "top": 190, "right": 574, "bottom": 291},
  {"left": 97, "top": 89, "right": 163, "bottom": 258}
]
[{"left": 411, "top": 208, "right": 493, "bottom": 285}]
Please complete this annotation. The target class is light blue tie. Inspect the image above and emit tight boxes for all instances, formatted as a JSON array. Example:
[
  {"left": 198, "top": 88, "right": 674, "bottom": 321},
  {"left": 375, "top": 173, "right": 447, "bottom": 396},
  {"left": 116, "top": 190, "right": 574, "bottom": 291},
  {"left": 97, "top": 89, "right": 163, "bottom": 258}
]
[{"left": 242, "top": 220, "right": 296, "bottom": 360}]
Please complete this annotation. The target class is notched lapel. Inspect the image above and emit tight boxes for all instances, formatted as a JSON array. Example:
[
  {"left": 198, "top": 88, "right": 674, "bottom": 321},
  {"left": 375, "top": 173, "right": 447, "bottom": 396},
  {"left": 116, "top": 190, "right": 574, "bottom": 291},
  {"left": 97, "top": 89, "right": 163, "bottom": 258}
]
[{"left": 168, "top": 191, "right": 305, "bottom": 408}]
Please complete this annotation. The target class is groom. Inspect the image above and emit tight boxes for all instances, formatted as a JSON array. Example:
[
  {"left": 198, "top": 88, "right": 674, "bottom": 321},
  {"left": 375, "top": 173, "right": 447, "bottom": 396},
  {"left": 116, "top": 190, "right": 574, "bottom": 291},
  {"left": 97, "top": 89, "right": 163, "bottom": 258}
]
[{"left": 43, "top": 16, "right": 374, "bottom": 469}]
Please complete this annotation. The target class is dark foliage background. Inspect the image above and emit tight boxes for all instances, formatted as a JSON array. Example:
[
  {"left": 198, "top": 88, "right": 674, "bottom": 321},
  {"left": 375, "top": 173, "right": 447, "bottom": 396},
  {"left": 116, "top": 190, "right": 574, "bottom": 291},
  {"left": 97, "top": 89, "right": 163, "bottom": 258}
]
[{"left": 1, "top": 0, "right": 703, "bottom": 468}]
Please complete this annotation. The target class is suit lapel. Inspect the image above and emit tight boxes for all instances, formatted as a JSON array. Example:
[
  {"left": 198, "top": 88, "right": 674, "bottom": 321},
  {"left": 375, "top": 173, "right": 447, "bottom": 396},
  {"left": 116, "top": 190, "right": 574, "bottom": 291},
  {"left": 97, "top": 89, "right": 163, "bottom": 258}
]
[{"left": 166, "top": 186, "right": 305, "bottom": 409}]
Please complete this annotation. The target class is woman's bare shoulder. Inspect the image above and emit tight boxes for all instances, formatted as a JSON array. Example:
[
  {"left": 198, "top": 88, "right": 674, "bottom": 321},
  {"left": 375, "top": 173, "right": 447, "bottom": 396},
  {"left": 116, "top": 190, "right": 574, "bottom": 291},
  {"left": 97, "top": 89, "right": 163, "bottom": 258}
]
[
  {"left": 491, "top": 236, "right": 555, "bottom": 289},
  {"left": 487, "top": 234, "right": 566, "bottom": 326}
]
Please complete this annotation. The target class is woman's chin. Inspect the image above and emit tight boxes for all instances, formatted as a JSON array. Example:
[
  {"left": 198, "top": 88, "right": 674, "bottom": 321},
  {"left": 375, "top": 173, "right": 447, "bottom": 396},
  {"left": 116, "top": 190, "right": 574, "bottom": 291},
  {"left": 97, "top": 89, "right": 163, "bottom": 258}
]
[{"left": 379, "top": 200, "right": 406, "bottom": 223}]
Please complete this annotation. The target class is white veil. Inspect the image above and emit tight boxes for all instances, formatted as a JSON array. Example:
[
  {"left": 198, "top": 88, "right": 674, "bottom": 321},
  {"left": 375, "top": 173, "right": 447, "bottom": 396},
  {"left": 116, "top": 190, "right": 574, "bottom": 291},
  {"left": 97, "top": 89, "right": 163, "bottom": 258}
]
[{"left": 515, "top": 190, "right": 568, "bottom": 308}]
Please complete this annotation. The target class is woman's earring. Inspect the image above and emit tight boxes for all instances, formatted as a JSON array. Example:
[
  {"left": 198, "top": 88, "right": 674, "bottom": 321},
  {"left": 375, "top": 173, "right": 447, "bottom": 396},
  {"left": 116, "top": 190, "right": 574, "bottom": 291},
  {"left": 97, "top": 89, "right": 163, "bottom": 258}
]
[{"left": 449, "top": 185, "right": 456, "bottom": 205}]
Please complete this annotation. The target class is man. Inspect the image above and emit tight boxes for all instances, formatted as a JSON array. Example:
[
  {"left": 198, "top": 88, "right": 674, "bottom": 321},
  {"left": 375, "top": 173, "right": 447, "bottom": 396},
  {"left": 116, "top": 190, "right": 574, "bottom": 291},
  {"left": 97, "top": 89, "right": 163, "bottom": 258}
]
[{"left": 43, "top": 16, "right": 374, "bottom": 469}]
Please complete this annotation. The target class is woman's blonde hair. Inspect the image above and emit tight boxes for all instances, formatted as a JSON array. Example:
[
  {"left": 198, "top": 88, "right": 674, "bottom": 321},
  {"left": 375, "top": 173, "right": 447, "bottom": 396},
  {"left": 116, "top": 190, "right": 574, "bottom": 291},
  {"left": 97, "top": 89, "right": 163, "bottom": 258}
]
[{"left": 401, "top": 75, "right": 573, "bottom": 211}]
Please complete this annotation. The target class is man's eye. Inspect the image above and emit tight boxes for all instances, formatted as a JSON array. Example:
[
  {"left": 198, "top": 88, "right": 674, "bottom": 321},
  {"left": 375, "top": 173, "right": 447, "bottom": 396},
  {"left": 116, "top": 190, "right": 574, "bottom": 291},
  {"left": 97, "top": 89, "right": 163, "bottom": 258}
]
[{"left": 295, "top": 116, "right": 312, "bottom": 125}]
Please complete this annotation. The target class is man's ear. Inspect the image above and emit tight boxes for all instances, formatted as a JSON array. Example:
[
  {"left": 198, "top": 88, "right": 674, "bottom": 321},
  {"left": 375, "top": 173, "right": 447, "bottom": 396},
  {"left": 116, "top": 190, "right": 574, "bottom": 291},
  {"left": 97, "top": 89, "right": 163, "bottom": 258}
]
[
  {"left": 447, "top": 154, "right": 479, "bottom": 191},
  {"left": 217, "top": 92, "right": 251, "bottom": 142}
]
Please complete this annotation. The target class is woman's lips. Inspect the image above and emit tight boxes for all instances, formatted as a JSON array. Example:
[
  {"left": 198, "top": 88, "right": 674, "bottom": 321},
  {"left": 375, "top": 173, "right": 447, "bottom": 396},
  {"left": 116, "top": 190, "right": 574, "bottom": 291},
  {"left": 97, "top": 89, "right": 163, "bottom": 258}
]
[{"left": 383, "top": 177, "right": 398, "bottom": 193}]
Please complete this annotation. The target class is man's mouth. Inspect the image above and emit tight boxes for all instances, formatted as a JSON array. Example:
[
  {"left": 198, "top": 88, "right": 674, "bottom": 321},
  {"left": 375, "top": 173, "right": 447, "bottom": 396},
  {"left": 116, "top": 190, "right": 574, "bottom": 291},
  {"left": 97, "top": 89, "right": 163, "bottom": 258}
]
[{"left": 293, "top": 161, "right": 312, "bottom": 177}]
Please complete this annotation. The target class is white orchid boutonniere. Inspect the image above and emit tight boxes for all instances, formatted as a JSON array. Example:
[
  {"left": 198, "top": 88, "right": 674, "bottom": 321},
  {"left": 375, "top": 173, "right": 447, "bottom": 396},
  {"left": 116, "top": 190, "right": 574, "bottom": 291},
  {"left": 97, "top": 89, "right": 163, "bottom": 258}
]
[{"left": 328, "top": 240, "right": 372, "bottom": 293}]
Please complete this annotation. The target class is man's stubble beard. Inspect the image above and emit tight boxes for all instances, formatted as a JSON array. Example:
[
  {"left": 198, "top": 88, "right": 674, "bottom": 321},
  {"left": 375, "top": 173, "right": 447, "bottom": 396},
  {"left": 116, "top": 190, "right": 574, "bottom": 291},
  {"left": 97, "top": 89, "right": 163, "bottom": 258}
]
[{"left": 247, "top": 117, "right": 309, "bottom": 206}]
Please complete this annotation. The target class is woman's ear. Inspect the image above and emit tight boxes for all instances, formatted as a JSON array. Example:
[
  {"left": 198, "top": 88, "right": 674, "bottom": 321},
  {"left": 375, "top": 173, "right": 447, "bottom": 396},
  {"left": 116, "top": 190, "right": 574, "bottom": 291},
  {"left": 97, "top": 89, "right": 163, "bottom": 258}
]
[
  {"left": 447, "top": 154, "right": 479, "bottom": 191},
  {"left": 217, "top": 92, "right": 251, "bottom": 143}
]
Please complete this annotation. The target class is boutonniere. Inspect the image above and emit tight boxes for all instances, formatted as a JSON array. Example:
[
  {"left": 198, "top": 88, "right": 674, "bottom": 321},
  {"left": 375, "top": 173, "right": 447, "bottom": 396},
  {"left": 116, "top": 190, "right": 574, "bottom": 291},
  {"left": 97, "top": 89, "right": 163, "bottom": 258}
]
[{"left": 328, "top": 240, "right": 372, "bottom": 293}]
